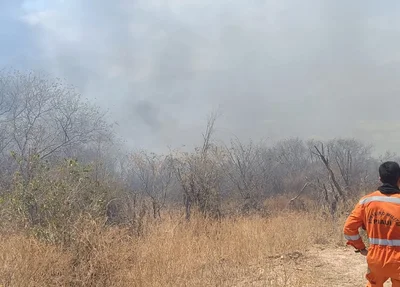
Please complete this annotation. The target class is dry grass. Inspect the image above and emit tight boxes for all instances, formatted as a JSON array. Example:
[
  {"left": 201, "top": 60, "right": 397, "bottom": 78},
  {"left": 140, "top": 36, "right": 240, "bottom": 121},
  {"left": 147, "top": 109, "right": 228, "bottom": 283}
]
[{"left": 0, "top": 207, "right": 349, "bottom": 287}]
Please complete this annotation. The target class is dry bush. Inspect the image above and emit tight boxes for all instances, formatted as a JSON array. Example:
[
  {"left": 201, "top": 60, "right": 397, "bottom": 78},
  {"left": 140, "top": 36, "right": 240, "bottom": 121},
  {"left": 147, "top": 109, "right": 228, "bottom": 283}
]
[
  {"left": 0, "top": 206, "right": 347, "bottom": 287},
  {"left": 0, "top": 158, "right": 137, "bottom": 245},
  {"left": 0, "top": 152, "right": 363, "bottom": 286}
]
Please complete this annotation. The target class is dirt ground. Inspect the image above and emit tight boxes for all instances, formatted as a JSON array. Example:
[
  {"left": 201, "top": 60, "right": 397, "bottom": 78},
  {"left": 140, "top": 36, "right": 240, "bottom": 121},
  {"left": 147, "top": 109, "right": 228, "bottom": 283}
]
[
  {"left": 305, "top": 246, "right": 387, "bottom": 287},
  {"left": 231, "top": 246, "right": 391, "bottom": 287}
]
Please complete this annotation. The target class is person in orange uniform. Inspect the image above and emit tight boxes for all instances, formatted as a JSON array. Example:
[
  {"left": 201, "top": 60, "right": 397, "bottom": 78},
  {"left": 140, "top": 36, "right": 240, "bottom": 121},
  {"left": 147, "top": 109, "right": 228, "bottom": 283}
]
[{"left": 344, "top": 161, "right": 400, "bottom": 287}]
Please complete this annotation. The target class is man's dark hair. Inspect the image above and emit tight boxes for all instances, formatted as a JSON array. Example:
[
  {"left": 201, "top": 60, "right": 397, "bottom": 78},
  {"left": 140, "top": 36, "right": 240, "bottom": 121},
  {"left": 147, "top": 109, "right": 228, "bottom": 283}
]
[{"left": 379, "top": 161, "right": 400, "bottom": 185}]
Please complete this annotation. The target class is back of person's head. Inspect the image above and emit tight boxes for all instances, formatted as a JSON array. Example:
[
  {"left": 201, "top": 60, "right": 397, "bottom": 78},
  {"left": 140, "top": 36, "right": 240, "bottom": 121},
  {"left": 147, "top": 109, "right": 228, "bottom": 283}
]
[{"left": 379, "top": 161, "right": 400, "bottom": 186}]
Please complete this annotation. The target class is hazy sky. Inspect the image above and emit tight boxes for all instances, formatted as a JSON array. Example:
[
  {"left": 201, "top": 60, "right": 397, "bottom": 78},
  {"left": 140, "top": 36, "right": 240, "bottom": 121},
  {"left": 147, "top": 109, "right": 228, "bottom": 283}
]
[{"left": 2, "top": 0, "right": 400, "bottom": 154}]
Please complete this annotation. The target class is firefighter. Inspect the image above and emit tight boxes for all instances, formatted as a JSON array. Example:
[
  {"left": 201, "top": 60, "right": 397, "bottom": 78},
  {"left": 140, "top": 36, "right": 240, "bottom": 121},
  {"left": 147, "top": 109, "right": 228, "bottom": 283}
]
[{"left": 344, "top": 161, "right": 400, "bottom": 287}]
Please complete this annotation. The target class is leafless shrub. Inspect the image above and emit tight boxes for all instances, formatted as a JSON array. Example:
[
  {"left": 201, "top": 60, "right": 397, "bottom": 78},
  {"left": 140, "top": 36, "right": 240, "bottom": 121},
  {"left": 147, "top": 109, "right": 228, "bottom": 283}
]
[
  {"left": 130, "top": 151, "right": 173, "bottom": 219},
  {"left": 172, "top": 113, "right": 223, "bottom": 220}
]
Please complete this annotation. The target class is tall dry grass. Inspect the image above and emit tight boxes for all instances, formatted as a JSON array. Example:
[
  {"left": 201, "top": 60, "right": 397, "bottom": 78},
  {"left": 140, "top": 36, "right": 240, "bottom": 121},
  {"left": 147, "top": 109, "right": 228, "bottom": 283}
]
[{"left": 0, "top": 207, "right": 348, "bottom": 287}]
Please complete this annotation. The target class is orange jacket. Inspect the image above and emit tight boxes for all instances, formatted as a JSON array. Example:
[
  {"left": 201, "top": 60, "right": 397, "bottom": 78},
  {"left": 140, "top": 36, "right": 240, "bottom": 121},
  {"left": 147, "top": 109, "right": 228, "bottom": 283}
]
[{"left": 344, "top": 189, "right": 400, "bottom": 271}]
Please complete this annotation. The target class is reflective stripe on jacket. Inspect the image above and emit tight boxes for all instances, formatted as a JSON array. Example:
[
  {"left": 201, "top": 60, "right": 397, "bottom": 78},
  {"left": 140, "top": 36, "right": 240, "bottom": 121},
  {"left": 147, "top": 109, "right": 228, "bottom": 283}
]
[{"left": 344, "top": 190, "right": 400, "bottom": 262}]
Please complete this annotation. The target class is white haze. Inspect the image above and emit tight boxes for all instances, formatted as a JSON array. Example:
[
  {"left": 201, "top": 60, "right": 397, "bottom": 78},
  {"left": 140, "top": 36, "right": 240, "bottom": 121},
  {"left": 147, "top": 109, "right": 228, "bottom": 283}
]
[{"left": 2, "top": 0, "right": 400, "bottom": 154}]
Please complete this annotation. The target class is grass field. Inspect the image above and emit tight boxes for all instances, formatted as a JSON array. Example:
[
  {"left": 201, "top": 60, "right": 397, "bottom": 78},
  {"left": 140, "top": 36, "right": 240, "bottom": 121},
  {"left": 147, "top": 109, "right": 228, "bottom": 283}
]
[{"left": 0, "top": 201, "right": 350, "bottom": 287}]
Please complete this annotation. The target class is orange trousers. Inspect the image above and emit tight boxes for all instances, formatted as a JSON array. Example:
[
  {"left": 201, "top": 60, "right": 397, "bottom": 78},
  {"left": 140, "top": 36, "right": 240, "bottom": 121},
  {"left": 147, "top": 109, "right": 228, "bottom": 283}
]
[{"left": 366, "top": 267, "right": 400, "bottom": 287}]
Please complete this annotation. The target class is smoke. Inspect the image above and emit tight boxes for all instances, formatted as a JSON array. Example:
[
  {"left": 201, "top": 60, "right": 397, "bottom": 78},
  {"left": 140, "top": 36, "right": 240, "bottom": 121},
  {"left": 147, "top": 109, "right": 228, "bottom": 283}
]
[{"left": 3, "top": 0, "right": 400, "bottom": 153}]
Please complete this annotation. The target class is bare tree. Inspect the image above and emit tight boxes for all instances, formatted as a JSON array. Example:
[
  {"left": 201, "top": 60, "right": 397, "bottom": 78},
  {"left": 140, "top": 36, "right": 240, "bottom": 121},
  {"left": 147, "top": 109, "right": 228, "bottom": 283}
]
[
  {"left": 0, "top": 70, "right": 112, "bottom": 181},
  {"left": 326, "top": 139, "right": 373, "bottom": 190},
  {"left": 268, "top": 138, "right": 312, "bottom": 195},
  {"left": 221, "top": 137, "right": 266, "bottom": 212},
  {"left": 311, "top": 142, "right": 345, "bottom": 199},
  {"left": 130, "top": 151, "right": 173, "bottom": 218},
  {"left": 271, "top": 138, "right": 310, "bottom": 173},
  {"left": 173, "top": 113, "right": 222, "bottom": 220},
  {"left": 308, "top": 141, "right": 368, "bottom": 216}
]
